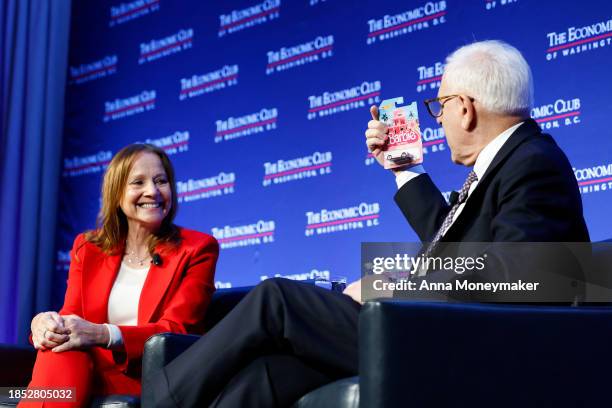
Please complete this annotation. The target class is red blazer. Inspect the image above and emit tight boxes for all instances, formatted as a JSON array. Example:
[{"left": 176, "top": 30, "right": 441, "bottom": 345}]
[{"left": 59, "top": 227, "right": 219, "bottom": 374}]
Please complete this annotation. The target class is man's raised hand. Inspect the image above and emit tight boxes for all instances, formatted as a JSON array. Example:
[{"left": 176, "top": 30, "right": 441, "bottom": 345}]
[{"left": 365, "top": 105, "right": 388, "bottom": 167}]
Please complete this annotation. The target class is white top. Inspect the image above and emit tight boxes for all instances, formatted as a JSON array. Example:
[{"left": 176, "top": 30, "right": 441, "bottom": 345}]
[
  {"left": 104, "top": 262, "right": 150, "bottom": 349},
  {"left": 395, "top": 121, "right": 524, "bottom": 237}
]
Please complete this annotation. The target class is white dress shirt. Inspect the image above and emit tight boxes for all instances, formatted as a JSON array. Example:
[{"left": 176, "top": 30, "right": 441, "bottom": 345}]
[
  {"left": 103, "top": 262, "right": 150, "bottom": 349},
  {"left": 395, "top": 121, "right": 524, "bottom": 237}
]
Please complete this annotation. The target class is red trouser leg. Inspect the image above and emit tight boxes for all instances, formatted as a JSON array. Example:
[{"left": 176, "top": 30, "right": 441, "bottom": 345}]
[{"left": 18, "top": 350, "right": 94, "bottom": 408}]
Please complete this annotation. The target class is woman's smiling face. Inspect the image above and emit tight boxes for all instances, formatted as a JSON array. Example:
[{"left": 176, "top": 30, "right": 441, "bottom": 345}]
[{"left": 120, "top": 151, "right": 172, "bottom": 231}]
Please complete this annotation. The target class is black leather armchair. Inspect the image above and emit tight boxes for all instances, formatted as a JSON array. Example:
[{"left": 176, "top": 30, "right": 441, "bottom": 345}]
[
  {"left": 141, "top": 287, "right": 360, "bottom": 408},
  {"left": 141, "top": 287, "right": 256, "bottom": 406},
  {"left": 358, "top": 300, "right": 612, "bottom": 408},
  {"left": 357, "top": 242, "right": 612, "bottom": 408}
]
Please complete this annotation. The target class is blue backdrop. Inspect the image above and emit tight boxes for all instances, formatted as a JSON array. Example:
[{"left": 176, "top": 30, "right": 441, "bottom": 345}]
[
  {"left": 0, "top": 0, "right": 71, "bottom": 344},
  {"left": 56, "top": 0, "right": 612, "bottom": 302}
]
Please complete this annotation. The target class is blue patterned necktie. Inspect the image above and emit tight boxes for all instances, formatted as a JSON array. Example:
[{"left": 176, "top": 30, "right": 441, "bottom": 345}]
[{"left": 422, "top": 170, "right": 478, "bottom": 258}]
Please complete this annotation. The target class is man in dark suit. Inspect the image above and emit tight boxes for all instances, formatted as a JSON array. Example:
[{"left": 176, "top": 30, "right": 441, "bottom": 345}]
[
  {"left": 392, "top": 118, "right": 589, "bottom": 244},
  {"left": 145, "top": 40, "right": 589, "bottom": 407},
  {"left": 352, "top": 39, "right": 589, "bottom": 301}
]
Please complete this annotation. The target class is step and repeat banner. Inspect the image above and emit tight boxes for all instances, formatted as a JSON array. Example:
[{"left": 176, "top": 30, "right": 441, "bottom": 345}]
[{"left": 56, "top": 0, "right": 612, "bottom": 298}]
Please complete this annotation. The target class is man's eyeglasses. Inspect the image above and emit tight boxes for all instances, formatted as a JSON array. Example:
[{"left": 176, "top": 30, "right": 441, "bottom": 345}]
[{"left": 423, "top": 95, "right": 474, "bottom": 118}]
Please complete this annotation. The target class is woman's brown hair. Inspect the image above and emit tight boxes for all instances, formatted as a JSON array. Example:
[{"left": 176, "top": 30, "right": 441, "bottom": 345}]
[{"left": 85, "top": 143, "right": 180, "bottom": 254}]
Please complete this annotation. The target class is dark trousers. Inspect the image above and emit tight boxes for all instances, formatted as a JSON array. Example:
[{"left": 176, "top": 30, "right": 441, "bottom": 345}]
[{"left": 147, "top": 278, "right": 361, "bottom": 407}]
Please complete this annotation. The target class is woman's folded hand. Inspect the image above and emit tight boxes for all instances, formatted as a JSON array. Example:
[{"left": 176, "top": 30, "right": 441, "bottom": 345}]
[
  {"left": 31, "top": 311, "right": 70, "bottom": 350},
  {"left": 51, "top": 314, "right": 110, "bottom": 352}
]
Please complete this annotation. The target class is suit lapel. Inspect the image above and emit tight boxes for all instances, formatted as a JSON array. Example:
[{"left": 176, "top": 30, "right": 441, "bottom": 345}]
[
  {"left": 138, "top": 243, "right": 186, "bottom": 324},
  {"left": 82, "top": 246, "right": 122, "bottom": 323}
]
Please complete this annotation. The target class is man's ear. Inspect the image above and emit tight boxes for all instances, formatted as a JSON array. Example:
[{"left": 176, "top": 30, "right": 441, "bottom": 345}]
[{"left": 460, "top": 96, "right": 476, "bottom": 131}]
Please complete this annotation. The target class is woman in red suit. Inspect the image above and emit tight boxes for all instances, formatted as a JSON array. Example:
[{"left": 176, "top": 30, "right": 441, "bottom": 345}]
[{"left": 20, "top": 144, "right": 219, "bottom": 407}]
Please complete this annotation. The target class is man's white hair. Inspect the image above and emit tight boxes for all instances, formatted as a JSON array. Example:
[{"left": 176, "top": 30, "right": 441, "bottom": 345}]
[{"left": 443, "top": 40, "right": 533, "bottom": 117}]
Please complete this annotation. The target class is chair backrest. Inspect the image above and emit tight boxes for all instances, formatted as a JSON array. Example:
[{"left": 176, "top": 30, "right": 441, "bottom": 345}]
[
  {"left": 203, "top": 286, "right": 253, "bottom": 332},
  {"left": 360, "top": 300, "right": 612, "bottom": 408},
  {"left": 583, "top": 241, "right": 612, "bottom": 302},
  {"left": 0, "top": 343, "right": 36, "bottom": 386},
  {"left": 592, "top": 240, "right": 612, "bottom": 275}
]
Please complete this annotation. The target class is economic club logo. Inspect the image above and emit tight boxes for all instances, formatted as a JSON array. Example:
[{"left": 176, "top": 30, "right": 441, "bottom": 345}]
[
  {"left": 263, "top": 151, "right": 332, "bottom": 186},
  {"left": 56, "top": 250, "right": 70, "bottom": 272},
  {"left": 63, "top": 150, "right": 113, "bottom": 177},
  {"left": 531, "top": 97, "right": 581, "bottom": 130},
  {"left": 139, "top": 28, "right": 194, "bottom": 64},
  {"left": 103, "top": 90, "right": 156, "bottom": 122},
  {"left": 140, "top": 131, "right": 190, "bottom": 155},
  {"left": 212, "top": 220, "right": 276, "bottom": 249},
  {"left": 546, "top": 18, "right": 612, "bottom": 61},
  {"left": 416, "top": 61, "right": 444, "bottom": 93},
  {"left": 215, "top": 108, "right": 278, "bottom": 143},
  {"left": 366, "top": 1, "right": 447, "bottom": 45},
  {"left": 177, "top": 172, "right": 236, "bottom": 203},
  {"left": 260, "top": 268, "right": 330, "bottom": 282},
  {"left": 573, "top": 163, "right": 612, "bottom": 195},
  {"left": 266, "top": 35, "right": 334, "bottom": 75},
  {"left": 215, "top": 281, "right": 233, "bottom": 289},
  {"left": 305, "top": 202, "right": 380, "bottom": 236},
  {"left": 218, "top": 0, "right": 280, "bottom": 37},
  {"left": 421, "top": 127, "right": 447, "bottom": 155},
  {"left": 69, "top": 55, "right": 117, "bottom": 85},
  {"left": 307, "top": 80, "right": 381, "bottom": 120},
  {"left": 109, "top": 0, "right": 159, "bottom": 27},
  {"left": 180, "top": 65, "right": 239, "bottom": 100},
  {"left": 484, "top": 0, "right": 518, "bottom": 11}
]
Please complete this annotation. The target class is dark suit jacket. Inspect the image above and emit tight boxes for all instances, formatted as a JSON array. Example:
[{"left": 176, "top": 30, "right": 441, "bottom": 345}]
[
  {"left": 391, "top": 120, "right": 590, "bottom": 302},
  {"left": 394, "top": 119, "right": 590, "bottom": 243}
]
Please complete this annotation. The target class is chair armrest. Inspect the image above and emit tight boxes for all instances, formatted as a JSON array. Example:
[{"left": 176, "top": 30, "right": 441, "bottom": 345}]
[
  {"left": 359, "top": 301, "right": 612, "bottom": 408},
  {"left": 0, "top": 343, "right": 36, "bottom": 386},
  {"left": 140, "top": 287, "right": 253, "bottom": 374},
  {"left": 141, "top": 287, "right": 253, "bottom": 404},
  {"left": 202, "top": 286, "right": 253, "bottom": 332},
  {"left": 140, "top": 333, "right": 201, "bottom": 408},
  {"left": 359, "top": 301, "right": 403, "bottom": 408},
  {"left": 142, "top": 333, "right": 201, "bottom": 376},
  {"left": 294, "top": 376, "right": 359, "bottom": 408},
  {"left": 140, "top": 287, "right": 253, "bottom": 371},
  {"left": 141, "top": 287, "right": 254, "bottom": 373}
]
